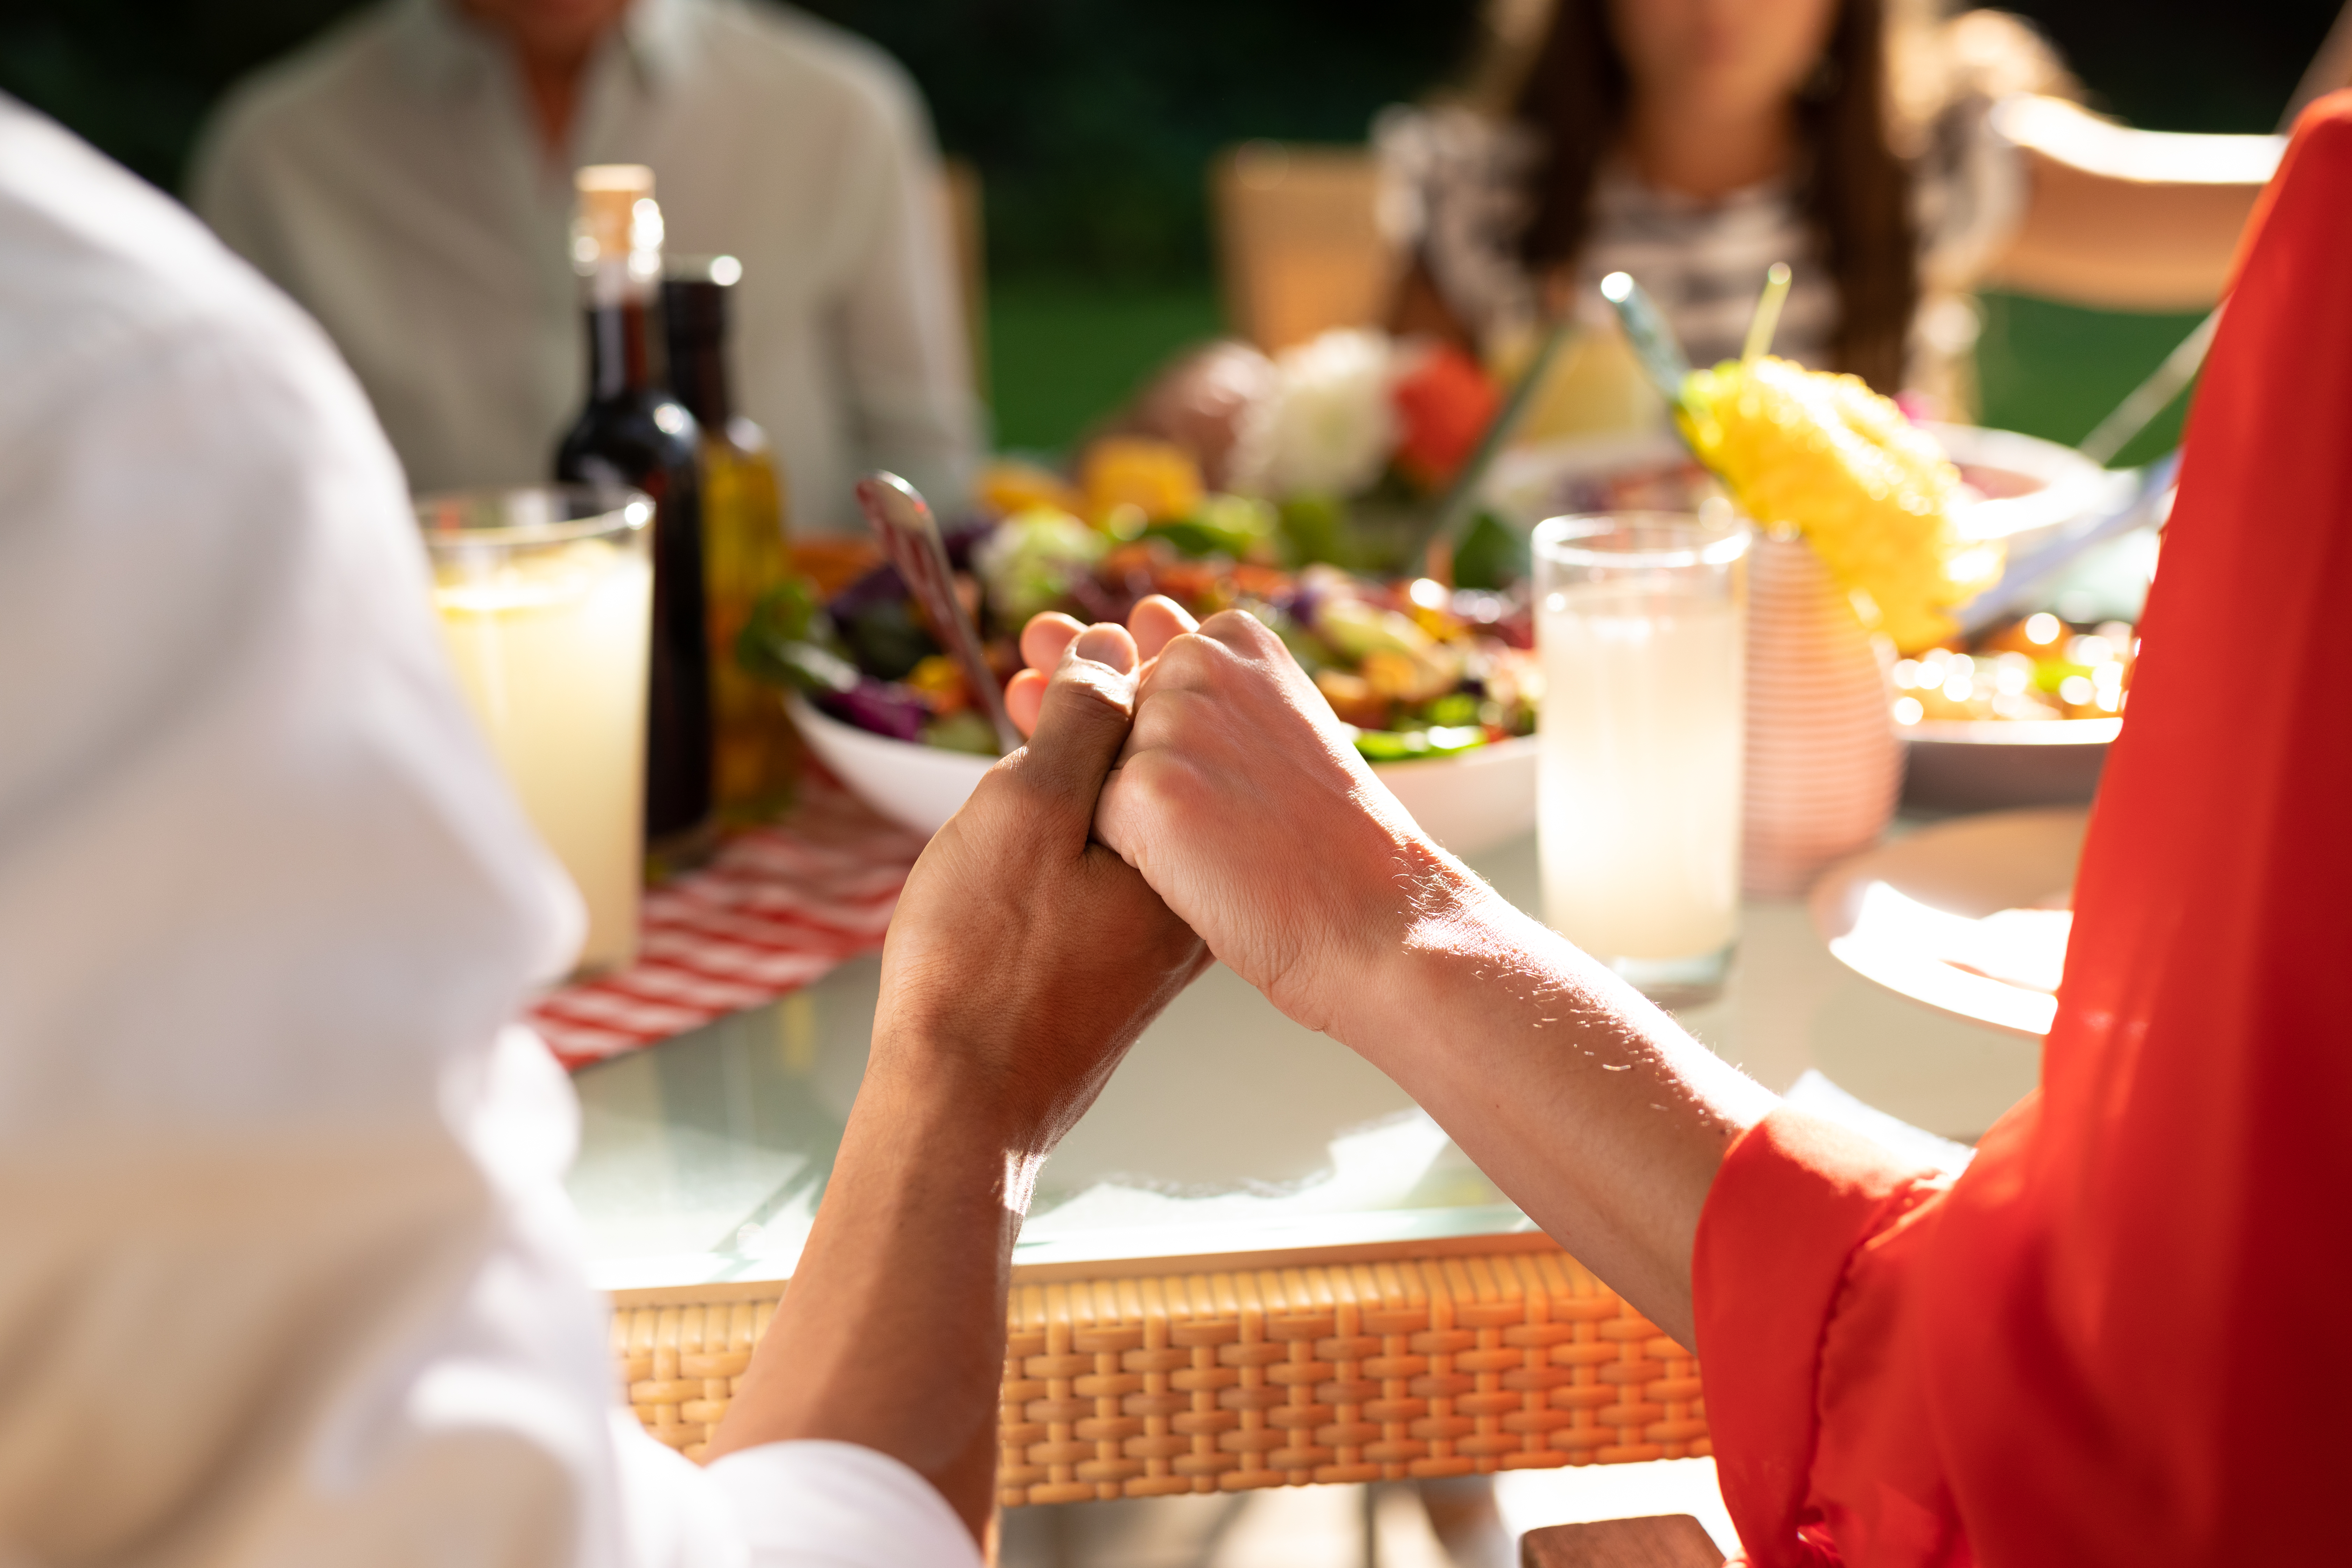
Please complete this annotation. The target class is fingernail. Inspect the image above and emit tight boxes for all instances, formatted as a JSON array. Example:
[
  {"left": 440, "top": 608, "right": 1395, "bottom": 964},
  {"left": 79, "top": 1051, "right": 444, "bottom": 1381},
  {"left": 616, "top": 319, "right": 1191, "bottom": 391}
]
[{"left": 1072, "top": 624, "right": 1138, "bottom": 675}]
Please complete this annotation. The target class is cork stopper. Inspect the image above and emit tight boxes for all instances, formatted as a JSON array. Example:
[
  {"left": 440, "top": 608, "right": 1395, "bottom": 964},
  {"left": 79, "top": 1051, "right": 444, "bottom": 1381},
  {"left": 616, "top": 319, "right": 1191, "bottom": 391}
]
[{"left": 573, "top": 164, "right": 660, "bottom": 274}]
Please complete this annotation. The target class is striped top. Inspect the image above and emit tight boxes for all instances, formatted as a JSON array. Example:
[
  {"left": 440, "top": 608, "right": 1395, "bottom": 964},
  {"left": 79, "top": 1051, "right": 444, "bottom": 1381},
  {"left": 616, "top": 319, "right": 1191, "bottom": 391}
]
[{"left": 1375, "top": 96, "right": 2028, "bottom": 394}]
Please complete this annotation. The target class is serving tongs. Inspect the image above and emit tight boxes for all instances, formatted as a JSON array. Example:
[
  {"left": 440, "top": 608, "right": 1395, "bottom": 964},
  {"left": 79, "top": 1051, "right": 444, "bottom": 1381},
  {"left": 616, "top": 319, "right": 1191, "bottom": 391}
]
[{"left": 854, "top": 471, "right": 1023, "bottom": 755}]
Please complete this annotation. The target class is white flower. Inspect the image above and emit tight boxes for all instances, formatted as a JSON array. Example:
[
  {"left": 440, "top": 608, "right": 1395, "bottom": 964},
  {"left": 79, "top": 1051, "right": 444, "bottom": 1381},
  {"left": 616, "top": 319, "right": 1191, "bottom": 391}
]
[{"left": 1245, "top": 329, "right": 1397, "bottom": 499}]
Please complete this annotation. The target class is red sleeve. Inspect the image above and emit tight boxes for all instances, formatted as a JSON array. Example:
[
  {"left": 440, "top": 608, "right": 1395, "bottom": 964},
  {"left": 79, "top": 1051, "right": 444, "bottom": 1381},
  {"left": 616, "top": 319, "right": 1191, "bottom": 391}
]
[
  {"left": 1692, "top": 1107, "right": 1947, "bottom": 1567},
  {"left": 1692, "top": 95, "right": 2352, "bottom": 1568}
]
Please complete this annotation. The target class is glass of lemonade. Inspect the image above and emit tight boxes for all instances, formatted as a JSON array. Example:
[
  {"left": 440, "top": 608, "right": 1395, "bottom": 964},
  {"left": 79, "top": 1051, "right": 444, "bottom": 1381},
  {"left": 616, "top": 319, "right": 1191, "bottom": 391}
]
[
  {"left": 1534, "top": 511, "right": 1749, "bottom": 1003},
  {"left": 418, "top": 487, "right": 654, "bottom": 978}
]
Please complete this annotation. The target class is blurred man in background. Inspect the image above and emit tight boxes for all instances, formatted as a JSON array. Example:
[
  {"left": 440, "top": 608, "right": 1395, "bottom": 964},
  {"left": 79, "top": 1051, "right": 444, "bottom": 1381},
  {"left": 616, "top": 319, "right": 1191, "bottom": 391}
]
[{"left": 192, "top": 0, "right": 979, "bottom": 530}]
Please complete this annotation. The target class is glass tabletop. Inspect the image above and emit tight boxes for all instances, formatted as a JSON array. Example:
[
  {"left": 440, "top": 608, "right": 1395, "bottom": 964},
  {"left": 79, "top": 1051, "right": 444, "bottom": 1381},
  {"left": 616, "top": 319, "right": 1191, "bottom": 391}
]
[{"left": 568, "top": 831, "right": 2042, "bottom": 1292}]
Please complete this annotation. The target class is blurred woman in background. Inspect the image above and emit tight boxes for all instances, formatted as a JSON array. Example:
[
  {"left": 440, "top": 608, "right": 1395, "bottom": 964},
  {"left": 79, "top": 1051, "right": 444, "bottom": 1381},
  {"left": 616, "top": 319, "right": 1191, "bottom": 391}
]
[{"left": 1381, "top": 0, "right": 2282, "bottom": 422}]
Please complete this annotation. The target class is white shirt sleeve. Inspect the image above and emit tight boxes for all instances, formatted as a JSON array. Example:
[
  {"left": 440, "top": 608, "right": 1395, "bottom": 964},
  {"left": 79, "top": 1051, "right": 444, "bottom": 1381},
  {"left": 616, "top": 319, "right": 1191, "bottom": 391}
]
[
  {"left": 612, "top": 1424, "right": 983, "bottom": 1568},
  {"left": 0, "top": 97, "right": 973, "bottom": 1568}
]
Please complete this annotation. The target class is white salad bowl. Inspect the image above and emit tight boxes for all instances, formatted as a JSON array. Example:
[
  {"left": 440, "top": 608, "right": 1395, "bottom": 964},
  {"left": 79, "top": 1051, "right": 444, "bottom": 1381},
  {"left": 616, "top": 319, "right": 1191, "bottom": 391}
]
[{"left": 789, "top": 692, "right": 1540, "bottom": 855}]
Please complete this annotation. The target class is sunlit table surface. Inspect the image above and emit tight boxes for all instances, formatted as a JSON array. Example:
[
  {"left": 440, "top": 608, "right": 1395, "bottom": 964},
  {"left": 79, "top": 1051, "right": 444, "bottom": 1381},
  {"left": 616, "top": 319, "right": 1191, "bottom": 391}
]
[{"left": 568, "top": 827, "right": 2041, "bottom": 1294}]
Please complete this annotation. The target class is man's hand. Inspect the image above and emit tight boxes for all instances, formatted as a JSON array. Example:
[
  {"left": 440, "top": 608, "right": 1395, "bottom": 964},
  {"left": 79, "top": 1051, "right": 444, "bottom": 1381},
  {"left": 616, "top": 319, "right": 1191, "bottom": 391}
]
[
  {"left": 871, "top": 620, "right": 1210, "bottom": 1152},
  {"left": 705, "top": 626, "right": 1206, "bottom": 1538},
  {"left": 1012, "top": 597, "right": 1455, "bottom": 1037}
]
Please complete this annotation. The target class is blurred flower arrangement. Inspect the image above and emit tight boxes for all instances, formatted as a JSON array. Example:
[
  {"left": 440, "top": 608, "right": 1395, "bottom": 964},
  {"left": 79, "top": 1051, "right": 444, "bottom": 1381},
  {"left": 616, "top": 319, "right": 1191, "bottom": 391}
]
[{"left": 1067, "top": 328, "right": 1511, "bottom": 581}]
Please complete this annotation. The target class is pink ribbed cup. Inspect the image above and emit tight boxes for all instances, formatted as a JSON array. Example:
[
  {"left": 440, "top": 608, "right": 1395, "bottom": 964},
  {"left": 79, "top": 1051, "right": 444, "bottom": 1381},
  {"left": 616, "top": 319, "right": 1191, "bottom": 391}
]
[{"left": 1742, "top": 534, "right": 1902, "bottom": 896}]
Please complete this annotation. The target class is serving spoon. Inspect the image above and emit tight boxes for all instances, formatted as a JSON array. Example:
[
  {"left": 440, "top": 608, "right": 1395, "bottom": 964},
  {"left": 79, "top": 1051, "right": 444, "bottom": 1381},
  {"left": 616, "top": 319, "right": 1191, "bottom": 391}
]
[{"left": 854, "top": 471, "right": 1024, "bottom": 755}]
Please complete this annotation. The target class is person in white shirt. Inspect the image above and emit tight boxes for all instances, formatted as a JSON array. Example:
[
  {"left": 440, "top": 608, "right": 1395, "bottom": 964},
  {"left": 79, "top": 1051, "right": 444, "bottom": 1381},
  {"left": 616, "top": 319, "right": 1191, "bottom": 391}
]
[
  {"left": 0, "top": 93, "right": 1195, "bottom": 1563},
  {"left": 190, "top": 0, "right": 980, "bottom": 531}
]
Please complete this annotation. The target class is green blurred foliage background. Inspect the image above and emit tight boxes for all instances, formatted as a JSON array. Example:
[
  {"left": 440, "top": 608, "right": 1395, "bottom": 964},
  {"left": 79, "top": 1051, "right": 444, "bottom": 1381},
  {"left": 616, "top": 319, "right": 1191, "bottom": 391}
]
[{"left": 3, "top": 0, "right": 2338, "bottom": 454}]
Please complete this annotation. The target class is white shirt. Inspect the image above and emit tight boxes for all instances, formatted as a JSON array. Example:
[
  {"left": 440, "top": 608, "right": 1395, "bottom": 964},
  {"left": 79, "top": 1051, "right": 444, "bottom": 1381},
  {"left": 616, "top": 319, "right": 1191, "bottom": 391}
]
[
  {"left": 0, "top": 95, "right": 979, "bottom": 1567},
  {"left": 190, "top": 0, "right": 979, "bottom": 532}
]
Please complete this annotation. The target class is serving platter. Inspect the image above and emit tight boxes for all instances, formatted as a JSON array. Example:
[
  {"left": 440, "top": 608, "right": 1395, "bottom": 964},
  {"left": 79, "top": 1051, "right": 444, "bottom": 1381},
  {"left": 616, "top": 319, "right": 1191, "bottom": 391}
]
[
  {"left": 1900, "top": 715, "right": 2119, "bottom": 811},
  {"left": 1808, "top": 806, "right": 2088, "bottom": 1037}
]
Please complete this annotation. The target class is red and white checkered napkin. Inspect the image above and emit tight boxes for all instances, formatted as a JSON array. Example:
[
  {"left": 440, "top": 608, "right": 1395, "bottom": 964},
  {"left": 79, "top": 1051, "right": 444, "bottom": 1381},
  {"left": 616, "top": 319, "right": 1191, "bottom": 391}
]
[{"left": 530, "top": 775, "right": 926, "bottom": 1070}]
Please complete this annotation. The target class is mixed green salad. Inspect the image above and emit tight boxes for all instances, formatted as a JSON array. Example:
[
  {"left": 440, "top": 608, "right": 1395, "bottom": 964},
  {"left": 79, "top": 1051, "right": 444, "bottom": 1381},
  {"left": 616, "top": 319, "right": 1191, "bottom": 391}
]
[{"left": 739, "top": 501, "right": 1542, "bottom": 764}]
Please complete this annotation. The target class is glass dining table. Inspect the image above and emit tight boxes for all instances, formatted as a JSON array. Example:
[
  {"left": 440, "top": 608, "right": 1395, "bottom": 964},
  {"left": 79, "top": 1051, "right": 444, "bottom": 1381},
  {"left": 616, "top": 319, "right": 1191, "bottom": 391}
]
[
  {"left": 570, "top": 827, "right": 2035, "bottom": 1293},
  {"left": 575, "top": 822, "right": 2042, "bottom": 1513}
]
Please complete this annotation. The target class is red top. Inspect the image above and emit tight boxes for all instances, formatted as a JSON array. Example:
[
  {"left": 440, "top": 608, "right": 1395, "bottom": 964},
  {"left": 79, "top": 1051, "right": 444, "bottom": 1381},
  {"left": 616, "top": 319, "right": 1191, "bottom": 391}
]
[{"left": 1693, "top": 92, "right": 2352, "bottom": 1568}]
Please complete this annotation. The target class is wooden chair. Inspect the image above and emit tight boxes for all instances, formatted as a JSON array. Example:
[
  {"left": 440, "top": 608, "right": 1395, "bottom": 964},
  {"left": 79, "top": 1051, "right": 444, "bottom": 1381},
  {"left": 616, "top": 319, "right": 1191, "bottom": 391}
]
[
  {"left": 1521, "top": 1514, "right": 1726, "bottom": 1568},
  {"left": 937, "top": 156, "right": 989, "bottom": 400},
  {"left": 1208, "top": 140, "right": 1397, "bottom": 354}
]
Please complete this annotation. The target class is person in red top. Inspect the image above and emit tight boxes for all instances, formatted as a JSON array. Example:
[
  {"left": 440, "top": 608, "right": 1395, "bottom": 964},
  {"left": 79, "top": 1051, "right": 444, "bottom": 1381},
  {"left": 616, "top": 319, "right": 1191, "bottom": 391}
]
[
  {"left": 1003, "top": 90, "right": 2352, "bottom": 1567},
  {"left": 1693, "top": 87, "right": 2352, "bottom": 1566}
]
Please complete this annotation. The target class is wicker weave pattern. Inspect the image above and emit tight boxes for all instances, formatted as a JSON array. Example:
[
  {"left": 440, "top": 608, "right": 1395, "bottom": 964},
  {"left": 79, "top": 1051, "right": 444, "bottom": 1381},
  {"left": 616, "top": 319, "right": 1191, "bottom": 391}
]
[
  {"left": 617, "top": 1296, "right": 774, "bottom": 1458},
  {"left": 613, "top": 1249, "right": 1708, "bottom": 1506}
]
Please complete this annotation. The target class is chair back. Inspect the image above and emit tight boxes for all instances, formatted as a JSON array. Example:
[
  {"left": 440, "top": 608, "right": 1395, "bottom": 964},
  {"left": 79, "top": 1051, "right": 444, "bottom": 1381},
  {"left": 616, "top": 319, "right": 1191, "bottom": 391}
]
[
  {"left": 938, "top": 157, "right": 988, "bottom": 398},
  {"left": 1210, "top": 141, "right": 1396, "bottom": 353},
  {"left": 1520, "top": 1514, "right": 1726, "bottom": 1568}
]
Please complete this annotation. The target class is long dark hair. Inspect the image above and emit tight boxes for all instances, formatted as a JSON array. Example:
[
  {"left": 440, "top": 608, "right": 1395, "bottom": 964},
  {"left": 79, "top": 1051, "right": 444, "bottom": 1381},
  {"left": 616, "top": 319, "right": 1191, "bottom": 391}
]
[{"left": 1512, "top": 0, "right": 1916, "bottom": 393}]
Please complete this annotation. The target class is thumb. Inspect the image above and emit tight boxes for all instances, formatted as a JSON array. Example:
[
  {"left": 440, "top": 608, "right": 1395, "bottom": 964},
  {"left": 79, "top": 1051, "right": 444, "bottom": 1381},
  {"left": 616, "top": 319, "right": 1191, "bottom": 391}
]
[{"left": 1010, "top": 624, "right": 1139, "bottom": 838}]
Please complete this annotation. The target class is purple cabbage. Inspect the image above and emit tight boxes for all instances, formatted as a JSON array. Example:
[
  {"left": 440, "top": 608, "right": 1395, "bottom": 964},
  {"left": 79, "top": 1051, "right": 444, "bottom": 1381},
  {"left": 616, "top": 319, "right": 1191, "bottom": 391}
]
[
  {"left": 826, "top": 563, "right": 909, "bottom": 623},
  {"left": 818, "top": 679, "right": 928, "bottom": 743}
]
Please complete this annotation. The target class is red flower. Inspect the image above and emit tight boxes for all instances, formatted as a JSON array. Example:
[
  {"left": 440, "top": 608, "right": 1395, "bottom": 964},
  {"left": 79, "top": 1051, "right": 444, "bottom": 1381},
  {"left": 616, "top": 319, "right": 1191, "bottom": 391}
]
[{"left": 1391, "top": 344, "right": 1502, "bottom": 489}]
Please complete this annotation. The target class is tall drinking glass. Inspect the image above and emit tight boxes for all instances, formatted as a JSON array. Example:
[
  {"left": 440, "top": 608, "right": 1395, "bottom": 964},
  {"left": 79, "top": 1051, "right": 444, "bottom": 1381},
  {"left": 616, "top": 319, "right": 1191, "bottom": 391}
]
[
  {"left": 419, "top": 487, "right": 654, "bottom": 978},
  {"left": 1534, "top": 512, "right": 1749, "bottom": 1002}
]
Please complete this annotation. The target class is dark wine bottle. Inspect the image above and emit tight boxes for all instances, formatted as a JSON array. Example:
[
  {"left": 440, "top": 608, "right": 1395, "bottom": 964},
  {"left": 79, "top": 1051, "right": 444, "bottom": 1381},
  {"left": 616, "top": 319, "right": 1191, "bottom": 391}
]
[
  {"left": 664, "top": 258, "right": 800, "bottom": 825},
  {"left": 555, "top": 165, "right": 712, "bottom": 850}
]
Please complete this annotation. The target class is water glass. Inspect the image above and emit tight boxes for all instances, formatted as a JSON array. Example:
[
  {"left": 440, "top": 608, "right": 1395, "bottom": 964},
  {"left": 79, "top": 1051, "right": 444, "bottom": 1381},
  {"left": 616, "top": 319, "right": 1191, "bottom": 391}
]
[
  {"left": 419, "top": 486, "right": 654, "bottom": 978},
  {"left": 1534, "top": 511, "right": 1749, "bottom": 1002}
]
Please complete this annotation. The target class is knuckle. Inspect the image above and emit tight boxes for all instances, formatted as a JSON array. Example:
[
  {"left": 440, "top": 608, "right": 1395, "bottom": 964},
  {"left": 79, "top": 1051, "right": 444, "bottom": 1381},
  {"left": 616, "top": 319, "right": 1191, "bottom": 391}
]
[
  {"left": 1125, "top": 746, "right": 1208, "bottom": 818},
  {"left": 1048, "top": 664, "right": 1134, "bottom": 727},
  {"left": 1151, "top": 634, "right": 1216, "bottom": 684},
  {"left": 1201, "top": 608, "right": 1277, "bottom": 654}
]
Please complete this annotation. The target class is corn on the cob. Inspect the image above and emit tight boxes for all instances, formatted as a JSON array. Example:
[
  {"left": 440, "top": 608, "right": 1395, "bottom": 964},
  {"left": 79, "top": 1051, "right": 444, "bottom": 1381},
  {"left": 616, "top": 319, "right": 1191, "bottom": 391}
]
[{"left": 1678, "top": 356, "right": 2000, "bottom": 652}]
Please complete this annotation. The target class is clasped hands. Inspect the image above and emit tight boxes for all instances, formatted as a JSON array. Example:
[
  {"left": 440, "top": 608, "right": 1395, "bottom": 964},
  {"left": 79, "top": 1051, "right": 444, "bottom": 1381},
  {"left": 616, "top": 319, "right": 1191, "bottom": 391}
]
[
  {"left": 874, "top": 591, "right": 1770, "bottom": 1350},
  {"left": 716, "top": 597, "right": 1528, "bottom": 1524},
  {"left": 723, "top": 595, "right": 1766, "bottom": 1514},
  {"left": 871, "top": 595, "right": 1474, "bottom": 1166}
]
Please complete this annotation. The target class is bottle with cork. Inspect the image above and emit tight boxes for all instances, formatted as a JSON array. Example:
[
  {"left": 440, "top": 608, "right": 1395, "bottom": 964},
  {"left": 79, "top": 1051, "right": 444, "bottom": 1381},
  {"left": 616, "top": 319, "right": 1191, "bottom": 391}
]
[
  {"left": 556, "top": 164, "right": 714, "bottom": 862},
  {"left": 663, "top": 256, "right": 802, "bottom": 824}
]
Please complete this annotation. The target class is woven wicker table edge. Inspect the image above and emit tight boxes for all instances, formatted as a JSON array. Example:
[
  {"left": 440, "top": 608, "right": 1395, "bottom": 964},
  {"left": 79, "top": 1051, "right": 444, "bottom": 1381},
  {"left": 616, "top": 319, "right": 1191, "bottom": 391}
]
[{"left": 612, "top": 1240, "right": 1710, "bottom": 1506}]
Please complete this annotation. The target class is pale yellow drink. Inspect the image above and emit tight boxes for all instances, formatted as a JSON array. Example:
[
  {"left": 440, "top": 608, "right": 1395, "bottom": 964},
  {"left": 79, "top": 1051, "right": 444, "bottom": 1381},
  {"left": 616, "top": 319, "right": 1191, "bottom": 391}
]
[
  {"left": 426, "top": 502, "right": 652, "bottom": 976},
  {"left": 1534, "top": 515, "right": 1747, "bottom": 996}
]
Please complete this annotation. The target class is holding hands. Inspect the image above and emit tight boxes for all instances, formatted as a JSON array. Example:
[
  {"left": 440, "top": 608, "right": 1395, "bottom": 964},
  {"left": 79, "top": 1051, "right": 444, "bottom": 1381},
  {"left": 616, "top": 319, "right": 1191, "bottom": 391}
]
[
  {"left": 871, "top": 616, "right": 1210, "bottom": 1153},
  {"left": 736, "top": 590, "right": 1768, "bottom": 1540},
  {"left": 1007, "top": 597, "right": 1457, "bottom": 1037},
  {"left": 998, "top": 598, "right": 1774, "bottom": 1352}
]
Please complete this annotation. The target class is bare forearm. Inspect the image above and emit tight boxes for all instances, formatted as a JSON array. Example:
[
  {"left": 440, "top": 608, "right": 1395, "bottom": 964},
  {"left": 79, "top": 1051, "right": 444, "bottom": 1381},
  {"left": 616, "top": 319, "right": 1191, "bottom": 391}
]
[
  {"left": 1990, "top": 142, "right": 2269, "bottom": 310},
  {"left": 705, "top": 1061, "right": 1031, "bottom": 1538},
  {"left": 1330, "top": 866, "right": 1775, "bottom": 1348}
]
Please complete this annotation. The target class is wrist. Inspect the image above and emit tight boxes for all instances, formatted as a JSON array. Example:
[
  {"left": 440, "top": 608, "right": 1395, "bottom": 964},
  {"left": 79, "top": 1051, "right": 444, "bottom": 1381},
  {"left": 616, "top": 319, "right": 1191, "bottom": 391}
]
[
  {"left": 1316, "top": 835, "right": 1519, "bottom": 1048},
  {"left": 858, "top": 1035, "right": 1059, "bottom": 1174}
]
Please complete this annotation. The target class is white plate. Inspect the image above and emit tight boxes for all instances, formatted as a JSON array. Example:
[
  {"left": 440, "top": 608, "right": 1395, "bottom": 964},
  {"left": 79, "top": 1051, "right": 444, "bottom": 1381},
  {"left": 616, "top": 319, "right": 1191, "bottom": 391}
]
[
  {"left": 1809, "top": 806, "right": 2088, "bottom": 1037},
  {"left": 789, "top": 692, "right": 1540, "bottom": 855}
]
